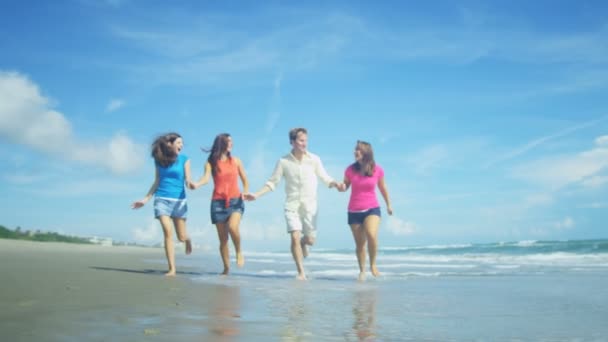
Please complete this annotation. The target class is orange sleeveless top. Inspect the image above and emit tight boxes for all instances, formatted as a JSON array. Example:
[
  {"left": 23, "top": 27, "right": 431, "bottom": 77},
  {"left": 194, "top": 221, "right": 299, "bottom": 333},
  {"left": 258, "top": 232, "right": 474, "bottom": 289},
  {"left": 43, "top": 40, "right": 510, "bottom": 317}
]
[{"left": 212, "top": 158, "right": 241, "bottom": 207}]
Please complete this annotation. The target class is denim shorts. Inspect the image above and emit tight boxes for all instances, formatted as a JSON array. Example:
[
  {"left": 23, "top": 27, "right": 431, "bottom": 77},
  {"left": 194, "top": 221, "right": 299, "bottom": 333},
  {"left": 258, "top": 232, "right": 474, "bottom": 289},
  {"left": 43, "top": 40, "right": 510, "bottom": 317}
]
[
  {"left": 154, "top": 197, "right": 187, "bottom": 219},
  {"left": 348, "top": 207, "right": 381, "bottom": 225},
  {"left": 210, "top": 197, "right": 245, "bottom": 224}
]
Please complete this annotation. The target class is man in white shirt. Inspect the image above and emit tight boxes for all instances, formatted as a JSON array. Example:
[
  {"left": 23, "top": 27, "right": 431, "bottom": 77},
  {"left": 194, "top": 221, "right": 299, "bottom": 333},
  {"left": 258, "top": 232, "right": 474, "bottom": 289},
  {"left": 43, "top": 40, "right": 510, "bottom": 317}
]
[{"left": 245, "top": 127, "right": 339, "bottom": 280}]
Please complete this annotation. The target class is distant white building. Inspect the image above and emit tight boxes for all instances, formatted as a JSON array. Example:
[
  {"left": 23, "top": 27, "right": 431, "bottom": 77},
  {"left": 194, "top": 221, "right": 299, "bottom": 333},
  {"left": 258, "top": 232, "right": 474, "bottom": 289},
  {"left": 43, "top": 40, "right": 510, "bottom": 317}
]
[{"left": 88, "top": 236, "right": 113, "bottom": 246}]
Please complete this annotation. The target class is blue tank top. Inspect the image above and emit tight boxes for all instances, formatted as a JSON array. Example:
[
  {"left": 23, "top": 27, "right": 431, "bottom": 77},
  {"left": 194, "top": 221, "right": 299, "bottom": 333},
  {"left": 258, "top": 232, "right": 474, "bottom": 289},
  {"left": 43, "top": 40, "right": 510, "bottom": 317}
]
[{"left": 155, "top": 154, "right": 188, "bottom": 199}]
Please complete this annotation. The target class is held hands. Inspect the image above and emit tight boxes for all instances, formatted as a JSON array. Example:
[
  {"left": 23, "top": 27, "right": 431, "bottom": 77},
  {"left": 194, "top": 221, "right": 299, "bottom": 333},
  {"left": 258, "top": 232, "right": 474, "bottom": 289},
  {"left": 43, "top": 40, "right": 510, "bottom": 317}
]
[
  {"left": 243, "top": 193, "right": 257, "bottom": 201},
  {"left": 187, "top": 181, "right": 198, "bottom": 190},
  {"left": 330, "top": 181, "right": 347, "bottom": 192},
  {"left": 331, "top": 181, "right": 347, "bottom": 192}
]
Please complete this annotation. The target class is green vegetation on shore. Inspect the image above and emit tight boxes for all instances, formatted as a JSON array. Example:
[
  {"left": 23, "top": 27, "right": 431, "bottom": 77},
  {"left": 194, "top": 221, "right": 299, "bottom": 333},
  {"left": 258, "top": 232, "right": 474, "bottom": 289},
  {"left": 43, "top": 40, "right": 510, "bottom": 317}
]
[{"left": 0, "top": 225, "right": 92, "bottom": 244}]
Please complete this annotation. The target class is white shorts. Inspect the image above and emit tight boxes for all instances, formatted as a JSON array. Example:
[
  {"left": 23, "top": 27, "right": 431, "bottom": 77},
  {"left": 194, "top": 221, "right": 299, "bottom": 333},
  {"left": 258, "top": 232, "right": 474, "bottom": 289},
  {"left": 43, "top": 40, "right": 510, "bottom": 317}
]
[{"left": 284, "top": 206, "right": 317, "bottom": 238}]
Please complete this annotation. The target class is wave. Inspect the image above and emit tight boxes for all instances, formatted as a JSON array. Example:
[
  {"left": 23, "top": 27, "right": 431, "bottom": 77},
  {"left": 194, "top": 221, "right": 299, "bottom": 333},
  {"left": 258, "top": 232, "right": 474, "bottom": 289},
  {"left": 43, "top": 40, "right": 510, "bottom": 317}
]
[{"left": 313, "top": 239, "right": 608, "bottom": 256}]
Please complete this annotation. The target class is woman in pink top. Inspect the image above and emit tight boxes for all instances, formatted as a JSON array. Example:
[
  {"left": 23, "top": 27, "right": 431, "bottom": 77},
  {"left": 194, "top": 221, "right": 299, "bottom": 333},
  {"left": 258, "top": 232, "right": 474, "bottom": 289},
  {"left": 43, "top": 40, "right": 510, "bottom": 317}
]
[
  {"left": 192, "top": 133, "right": 249, "bottom": 275},
  {"left": 339, "top": 140, "right": 392, "bottom": 281}
]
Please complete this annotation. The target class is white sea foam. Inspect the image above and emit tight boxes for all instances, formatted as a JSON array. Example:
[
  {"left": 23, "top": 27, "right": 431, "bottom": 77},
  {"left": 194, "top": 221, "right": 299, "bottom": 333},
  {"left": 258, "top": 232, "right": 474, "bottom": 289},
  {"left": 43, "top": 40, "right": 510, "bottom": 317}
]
[
  {"left": 493, "top": 264, "right": 521, "bottom": 269},
  {"left": 379, "top": 263, "right": 477, "bottom": 269},
  {"left": 382, "top": 244, "right": 473, "bottom": 251},
  {"left": 246, "top": 258, "right": 276, "bottom": 263},
  {"left": 515, "top": 240, "right": 538, "bottom": 247}
]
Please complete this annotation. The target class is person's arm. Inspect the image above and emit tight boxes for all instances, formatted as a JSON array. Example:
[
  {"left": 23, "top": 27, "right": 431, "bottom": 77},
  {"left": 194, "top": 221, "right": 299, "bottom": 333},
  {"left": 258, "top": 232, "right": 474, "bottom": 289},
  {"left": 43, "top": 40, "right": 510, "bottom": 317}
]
[
  {"left": 236, "top": 157, "right": 249, "bottom": 195},
  {"left": 184, "top": 159, "right": 192, "bottom": 188},
  {"left": 192, "top": 162, "right": 212, "bottom": 189},
  {"left": 315, "top": 156, "right": 338, "bottom": 189},
  {"left": 338, "top": 174, "right": 351, "bottom": 192},
  {"left": 244, "top": 159, "right": 282, "bottom": 201},
  {"left": 377, "top": 176, "right": 393, "bottom": 215},
  {"left": 131, "top": 167, "right": 160, "bottom": 209}
]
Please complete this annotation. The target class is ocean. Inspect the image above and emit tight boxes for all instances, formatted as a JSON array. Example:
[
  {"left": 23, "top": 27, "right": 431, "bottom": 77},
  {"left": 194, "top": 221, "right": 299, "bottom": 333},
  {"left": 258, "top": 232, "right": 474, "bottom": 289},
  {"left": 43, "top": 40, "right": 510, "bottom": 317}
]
[{"left": 172, "top": 239, "right": 608, "bottom": 341}]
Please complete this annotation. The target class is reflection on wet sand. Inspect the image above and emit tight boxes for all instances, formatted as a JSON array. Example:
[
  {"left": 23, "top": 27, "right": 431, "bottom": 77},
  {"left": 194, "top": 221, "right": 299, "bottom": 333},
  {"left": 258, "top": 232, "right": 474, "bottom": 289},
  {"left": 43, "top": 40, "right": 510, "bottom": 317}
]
[
  {"left": 350, "top": 287, "right": 377, "bottom": 340},
  {"left": 208, "top": 285, "right": 241, "bottom": 337}
]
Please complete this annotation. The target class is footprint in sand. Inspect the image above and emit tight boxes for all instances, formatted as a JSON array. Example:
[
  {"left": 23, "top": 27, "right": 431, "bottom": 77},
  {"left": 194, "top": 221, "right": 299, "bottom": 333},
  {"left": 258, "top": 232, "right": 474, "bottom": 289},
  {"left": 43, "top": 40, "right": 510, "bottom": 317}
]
[
  {"left": 143, "top": 328, "right": 160, "bottom": 336},
  {"left": 18, "top": 299, "right": 37, "bottom": 307}
]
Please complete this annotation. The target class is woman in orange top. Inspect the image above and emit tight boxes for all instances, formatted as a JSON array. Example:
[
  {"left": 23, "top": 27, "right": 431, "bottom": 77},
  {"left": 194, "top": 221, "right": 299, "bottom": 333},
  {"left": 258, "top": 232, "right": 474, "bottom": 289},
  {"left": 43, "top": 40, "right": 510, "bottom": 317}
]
[{"left": 193, "top": 133, "right": 249, "bottom": 275}]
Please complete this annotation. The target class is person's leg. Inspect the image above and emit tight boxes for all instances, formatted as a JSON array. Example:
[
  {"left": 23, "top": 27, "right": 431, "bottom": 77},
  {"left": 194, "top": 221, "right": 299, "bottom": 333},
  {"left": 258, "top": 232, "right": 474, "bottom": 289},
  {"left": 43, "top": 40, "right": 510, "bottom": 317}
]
[
  {"left": 362, "top": 214, "right": 381, "bottom": 277},
  {"left": 215, "top": 222, "right": 230, "bottom": 275},
  {"left": 158, "top": 216, "right": 176, "bottom": 276},
  {"left": 173, "top": 218, "right": 192, "bottom": 255},
  {"left": 285, "top": 209, "right": 307, "bottom": 280},
  {"left": 350, "top": 223, "right": 367, "bottom": 281},
  {"left": 300, "top": 208, "right": 317, "bottom": 258},
  {"left": 226, "top": 212, "right": 244, "bottom": 267},
  {"left": 290, "top": 230, "right": 306, "bottom": 280}
]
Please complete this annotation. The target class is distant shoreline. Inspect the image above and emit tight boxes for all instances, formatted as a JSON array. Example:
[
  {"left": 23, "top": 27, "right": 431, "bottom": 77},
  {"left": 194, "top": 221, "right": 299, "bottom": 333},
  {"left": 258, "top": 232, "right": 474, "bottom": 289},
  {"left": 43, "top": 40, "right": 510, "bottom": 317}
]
[{"left": 0, "top": 224, "right": 151, "bottom": 247}]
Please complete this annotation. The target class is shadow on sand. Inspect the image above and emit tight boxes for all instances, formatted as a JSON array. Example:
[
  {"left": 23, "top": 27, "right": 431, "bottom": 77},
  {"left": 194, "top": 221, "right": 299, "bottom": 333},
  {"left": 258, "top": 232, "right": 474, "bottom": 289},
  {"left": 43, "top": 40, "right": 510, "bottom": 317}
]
[{"left": 89, "top": 266, "right": 207, "bottom": 276}]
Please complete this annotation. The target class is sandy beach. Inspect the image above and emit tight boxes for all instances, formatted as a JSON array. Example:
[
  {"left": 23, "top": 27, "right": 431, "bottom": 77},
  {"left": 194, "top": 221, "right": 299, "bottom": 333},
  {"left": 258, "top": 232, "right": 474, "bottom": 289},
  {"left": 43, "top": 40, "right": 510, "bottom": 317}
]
[
  {"left": 3, "top": 239, "right": 608, "bottom": 341},
  {"left": 0, "top": 240, "right": 235, "bottom": 341}
]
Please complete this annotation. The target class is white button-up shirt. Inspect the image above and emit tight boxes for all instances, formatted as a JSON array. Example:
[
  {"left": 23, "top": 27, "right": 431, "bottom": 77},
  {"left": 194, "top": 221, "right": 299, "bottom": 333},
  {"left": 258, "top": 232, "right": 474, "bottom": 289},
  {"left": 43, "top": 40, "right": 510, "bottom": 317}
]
[{"left": 265, "top": 151, "right": 335, "bottom": 212}]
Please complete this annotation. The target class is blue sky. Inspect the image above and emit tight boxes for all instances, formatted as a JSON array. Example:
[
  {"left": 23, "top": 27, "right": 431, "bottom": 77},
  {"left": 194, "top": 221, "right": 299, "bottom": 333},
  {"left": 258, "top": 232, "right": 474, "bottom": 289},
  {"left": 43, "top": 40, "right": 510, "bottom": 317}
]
[{"left": 1, "top": 0, "right": 608, "bottom": 252}]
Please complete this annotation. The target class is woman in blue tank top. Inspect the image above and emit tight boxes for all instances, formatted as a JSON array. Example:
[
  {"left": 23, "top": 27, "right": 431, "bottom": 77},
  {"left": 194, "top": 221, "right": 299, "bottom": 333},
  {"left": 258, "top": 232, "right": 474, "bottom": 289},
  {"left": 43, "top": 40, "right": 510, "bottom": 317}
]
[{"left": 131, "top": 132, "right": 193, "bottom": 276}]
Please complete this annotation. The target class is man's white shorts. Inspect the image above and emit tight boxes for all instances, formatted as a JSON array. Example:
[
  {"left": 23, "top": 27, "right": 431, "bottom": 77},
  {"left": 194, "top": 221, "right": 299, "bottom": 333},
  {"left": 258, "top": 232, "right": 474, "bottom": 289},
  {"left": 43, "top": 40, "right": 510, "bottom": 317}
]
[{"left": 285, "top": 206, "right": 317, "bottom": 238}]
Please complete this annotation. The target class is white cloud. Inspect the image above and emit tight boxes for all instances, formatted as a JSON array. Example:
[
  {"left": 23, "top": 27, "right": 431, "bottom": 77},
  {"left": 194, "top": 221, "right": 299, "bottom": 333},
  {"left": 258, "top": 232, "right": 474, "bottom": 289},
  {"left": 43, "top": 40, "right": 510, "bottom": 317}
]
[
  {"left": 99, "top": 6, "right": 608, "bottom": 89},
  {"left": 3, "top": 173, "right": 47, "bottom": 185},
  {"left": 132, "top": 220, "right": 161, "bottom": 243},
  {"left": 386, "top": 216, "right": 416, "bottom": 236},
  {"left": 485, "top": 116, "right": 608, "bottom": 168},
  {"left": 595, "top": 135, "right": 608, "bottom": 146},
  {"left": 0, "top": 71, "right": 144, "bottom": 174},
  {"left": 554, "top": 217, "right": 574, "bottom": 230},
  {"left": 523, "top": 193, "right": 554, "bottom": 207},
  {"left": 407, "top": 144, "right": 448, "bottom": 175},
  {"left": 580, "top": 202, "right": 608, "bottom": 209},
  {"left": 511, "top": 136, "right": 608, "bottom": 189},
  {"left": 107, "top": 12, "right": 361, "bottom": 85},
  {"left": 265, "top": 73, "right": 282, "bottom": 133},
  {"left": 240, "top": 218, "right": 285, "bottom": 242},
  {"left": 186, "top": 224, "right": 216, "bottom": 252},
  {"left": 106, "top": 99, "right": 125, "bottom": 112},
  {"left": 581, "top": 175, "right": 608, "bottom": 188},
  {"left": 25, "top": 178, "right": 140, "bottom": 197}
]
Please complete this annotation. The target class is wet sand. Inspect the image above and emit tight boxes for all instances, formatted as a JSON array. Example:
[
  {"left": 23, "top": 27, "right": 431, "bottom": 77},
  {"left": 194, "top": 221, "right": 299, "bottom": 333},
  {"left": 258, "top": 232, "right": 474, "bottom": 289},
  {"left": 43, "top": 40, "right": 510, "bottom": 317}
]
[
  {"left": 4, "top": 239, "right": 606, "bottom": 341},
  {"left": 0, "top": 239, "right": 231, "bottom": 341}
]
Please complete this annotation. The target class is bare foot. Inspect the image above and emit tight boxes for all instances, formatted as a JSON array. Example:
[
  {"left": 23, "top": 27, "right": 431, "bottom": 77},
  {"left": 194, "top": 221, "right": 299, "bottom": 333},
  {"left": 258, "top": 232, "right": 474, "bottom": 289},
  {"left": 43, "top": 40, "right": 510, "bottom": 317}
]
[
  {"left": 236, "top": 252, "right": 245, "bottom": 268},
  {"left": 165, "top": 270, "right": 176, "bottom": 277},
  {"left": 300, "top": 238, "right": 309, "bottom": 258},
  {"left": 357, "top": 272, "right": 366, "bottom": 282},
  {"left": 296, "top": 273, "right": 307, "bottom": 281},
  {"left": 185, "top": 239, "right": 192, "bottom": 255},
  {"left": 220, "top": 268, "right": 229, "bottom": 276},
  {"left": 371, "top": 265, "right": 380, "bottom": 277}
]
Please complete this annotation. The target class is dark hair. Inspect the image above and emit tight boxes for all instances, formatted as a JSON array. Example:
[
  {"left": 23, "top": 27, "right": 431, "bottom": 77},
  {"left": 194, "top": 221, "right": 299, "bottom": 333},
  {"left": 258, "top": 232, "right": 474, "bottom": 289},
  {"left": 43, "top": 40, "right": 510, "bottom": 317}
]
[
  {"left": 151, "top": 132, "right": 182, "bottom": 167},
  {"left": 204, "top": 133, "right": 232, "bottom": 175},
  {"left": 352, "top": 140, "right": 375, "bottom": 177},
  {"left": 289, "top": 127, "right": 307, "bottom": 143}
]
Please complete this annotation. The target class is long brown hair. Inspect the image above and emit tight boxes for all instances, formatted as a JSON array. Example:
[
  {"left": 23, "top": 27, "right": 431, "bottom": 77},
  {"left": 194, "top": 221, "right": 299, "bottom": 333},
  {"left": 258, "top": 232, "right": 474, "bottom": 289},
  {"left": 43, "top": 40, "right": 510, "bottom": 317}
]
[
  {"left": 151, "top": 132, "right": 181, "bottom": 167},
  {"left": 352, "top": 140, "right": 375, "bottom": 176},
  {"left": 204, "top": 133, "right": 232, "bottom": 175}
]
